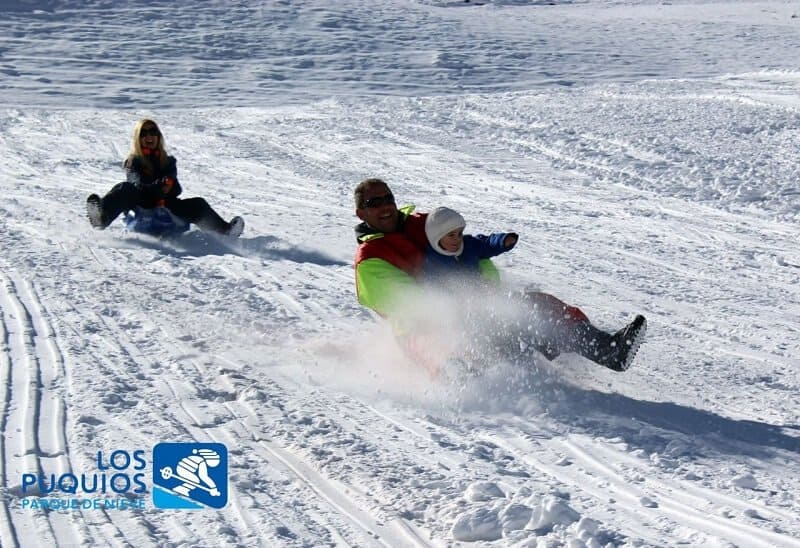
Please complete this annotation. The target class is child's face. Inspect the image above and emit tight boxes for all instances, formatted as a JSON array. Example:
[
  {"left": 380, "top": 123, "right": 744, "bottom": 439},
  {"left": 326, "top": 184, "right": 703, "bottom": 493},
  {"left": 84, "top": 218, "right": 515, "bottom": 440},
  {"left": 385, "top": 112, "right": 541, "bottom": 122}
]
[{"left": 438, "top": 228, "right": 464, "bottom": 253}]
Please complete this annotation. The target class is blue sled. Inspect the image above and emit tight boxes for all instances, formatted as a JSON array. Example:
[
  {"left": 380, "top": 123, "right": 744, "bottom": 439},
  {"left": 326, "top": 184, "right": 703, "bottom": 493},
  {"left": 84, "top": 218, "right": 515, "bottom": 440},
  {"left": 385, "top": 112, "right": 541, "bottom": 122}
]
[{"left": 123, "top": 207, "right": 190, "bottom": 237}]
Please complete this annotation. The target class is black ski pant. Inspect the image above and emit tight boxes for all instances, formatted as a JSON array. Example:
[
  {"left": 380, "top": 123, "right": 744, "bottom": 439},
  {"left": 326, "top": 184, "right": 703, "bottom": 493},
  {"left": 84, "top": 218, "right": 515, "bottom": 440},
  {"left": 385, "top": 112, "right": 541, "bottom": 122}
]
[
  {"left": 484, "top": 291, "right": 618, "bottom": 365},
  {"left": 99, "top": 182, "right": 230, "bottom": 234}
]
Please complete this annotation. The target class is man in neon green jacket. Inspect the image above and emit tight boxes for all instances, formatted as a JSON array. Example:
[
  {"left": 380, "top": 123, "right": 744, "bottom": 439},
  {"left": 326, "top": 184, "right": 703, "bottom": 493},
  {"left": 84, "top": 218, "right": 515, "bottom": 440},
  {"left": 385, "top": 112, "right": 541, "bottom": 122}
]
[
  {"left": 353, "top": 178, "right": 647, "bottom": 373},
  {"left": 354, "top": 178, "right": 501, "bottom": 316}
]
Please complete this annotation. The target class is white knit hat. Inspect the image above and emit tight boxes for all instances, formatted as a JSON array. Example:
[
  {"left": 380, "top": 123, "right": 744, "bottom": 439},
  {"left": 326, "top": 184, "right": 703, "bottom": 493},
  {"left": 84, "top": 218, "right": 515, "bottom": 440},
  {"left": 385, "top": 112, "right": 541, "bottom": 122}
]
[{"left": 425, "top": 206, "right": 466, "bottom": 256}]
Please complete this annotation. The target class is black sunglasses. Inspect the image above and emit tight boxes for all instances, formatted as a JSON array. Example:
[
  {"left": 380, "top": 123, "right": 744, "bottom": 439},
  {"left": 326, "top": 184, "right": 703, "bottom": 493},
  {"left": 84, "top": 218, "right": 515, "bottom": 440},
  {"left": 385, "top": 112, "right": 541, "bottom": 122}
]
[
  {"left": 362, "top": 192, "right": 395, "bottom": 209},
  {"left": 140, "top": 128, "right": 160, "bottom": 137}
]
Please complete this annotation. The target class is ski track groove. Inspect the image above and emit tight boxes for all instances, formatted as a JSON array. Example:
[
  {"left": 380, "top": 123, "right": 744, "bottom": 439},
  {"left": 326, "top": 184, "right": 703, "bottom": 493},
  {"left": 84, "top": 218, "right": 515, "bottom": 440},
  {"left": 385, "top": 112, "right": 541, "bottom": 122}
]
[
  {"left": 155, "top": 315, "right": 428, "bottom": 547},
  {"left": 0, "top": 271, "right": 59, "bottom": 546},
  {"left": 564, "top": 436, "right": 800, "bottom": 539},
  {"left": 61, "top": 307, "right": 196, "bottom": 547},
  {"left": 11, "top": 274, "right": 92, "bottom": 546},
  {"left": 39, "top": 296, "right": 155, "bottom": 547},
  {"left": 158, "top": 377, "right": 259, "bottom": 547},
  {"left": 204, "top": 429, "right": 271, "bottom": 548},
  {"left": 167, "top": 351, "right": 344, "bottom": 544},
  {"left": 482, "top": 429, "right": 690, "bottom": 543},
  {"left": 13, "top": 272, "right": 143, "bottom": 547},
  {"left": 23, "top": 279, "right": 124, "bottom": 547},
  {"left": 213, "top": 355, "right": 431, "bottom": 547},
  {"left": 480, "top": 419, "right": 798, "bottom": 547},
  {"left": 276, "top": 384, "right": 449, "bottom": 545},
  {"left": 252, "top": 436, "right": 428, "bottom": 548},
  {"left": 349, "top": 401, "right": 470, "bottom": 475},
  {"left": 216, "top": 260, "right": 353, "bottom": 337},
  {"left": 86, "top": 243, "right": 119, "bottom": 270},
  {"left": 559, "top": 436, "right": 800, "bottom": 547},
  {"left": 217, "top": 264, "right": 306, "bottom": 321},
  {"left": 93, "top": 313, "right": 255, "bottom": 547},
  {"left": 112, "top": 307, "right": 319, "bottom": 546},
  {"left": 230, "top": 394, "right": 430, "bottom": 548},
  {"left": 0, "top": 275, "right": 21, "bottom": 548}
]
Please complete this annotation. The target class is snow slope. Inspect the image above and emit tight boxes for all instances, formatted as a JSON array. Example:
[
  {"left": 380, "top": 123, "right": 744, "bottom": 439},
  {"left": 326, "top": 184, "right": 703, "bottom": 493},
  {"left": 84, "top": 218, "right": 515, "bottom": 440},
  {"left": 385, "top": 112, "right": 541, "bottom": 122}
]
[{"left": 1, "top": 1, "right": 799, "bottom": 546}]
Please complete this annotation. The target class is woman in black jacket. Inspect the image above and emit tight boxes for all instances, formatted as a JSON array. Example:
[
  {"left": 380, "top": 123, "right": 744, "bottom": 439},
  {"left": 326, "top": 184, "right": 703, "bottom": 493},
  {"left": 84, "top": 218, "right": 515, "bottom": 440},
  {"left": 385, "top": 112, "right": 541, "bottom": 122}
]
[{"left": 86, "top": 118, "right": 244, "bottom": 237}]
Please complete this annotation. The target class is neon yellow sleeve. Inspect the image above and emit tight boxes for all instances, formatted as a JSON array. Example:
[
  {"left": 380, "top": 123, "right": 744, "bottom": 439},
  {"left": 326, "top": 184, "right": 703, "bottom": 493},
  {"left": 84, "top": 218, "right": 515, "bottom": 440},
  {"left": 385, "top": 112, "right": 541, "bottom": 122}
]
[
  {"left": 356, "top": 258, "right": 421, "bottom": 317},
  {"left": 478, "top": 258, "right": 501, "bottom": 284}
]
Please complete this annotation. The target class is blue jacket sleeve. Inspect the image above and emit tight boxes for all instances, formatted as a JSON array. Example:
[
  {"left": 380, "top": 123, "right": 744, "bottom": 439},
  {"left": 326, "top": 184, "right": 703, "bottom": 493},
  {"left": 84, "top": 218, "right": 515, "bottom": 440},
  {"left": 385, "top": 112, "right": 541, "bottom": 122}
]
[{"left": 468, "top": 233, "right": 515, "bottom": 259}]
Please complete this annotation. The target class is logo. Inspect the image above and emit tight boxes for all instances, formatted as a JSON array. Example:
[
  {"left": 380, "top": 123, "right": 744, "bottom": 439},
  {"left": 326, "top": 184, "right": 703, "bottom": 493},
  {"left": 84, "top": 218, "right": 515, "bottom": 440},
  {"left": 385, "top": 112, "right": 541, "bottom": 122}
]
[
  {"left": 19, "top": 450, "right": 148, "bottom": 511},
  {"left": 152, "top": 443, "right": 228, "bottom": 509}
]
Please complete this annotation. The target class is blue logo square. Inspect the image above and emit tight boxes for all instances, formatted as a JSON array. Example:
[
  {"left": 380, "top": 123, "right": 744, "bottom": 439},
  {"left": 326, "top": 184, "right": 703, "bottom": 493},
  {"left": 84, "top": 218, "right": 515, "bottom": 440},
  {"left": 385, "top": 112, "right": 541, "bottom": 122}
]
[{"left": 152, "top": 443, "right": 228, "bottom": 509}]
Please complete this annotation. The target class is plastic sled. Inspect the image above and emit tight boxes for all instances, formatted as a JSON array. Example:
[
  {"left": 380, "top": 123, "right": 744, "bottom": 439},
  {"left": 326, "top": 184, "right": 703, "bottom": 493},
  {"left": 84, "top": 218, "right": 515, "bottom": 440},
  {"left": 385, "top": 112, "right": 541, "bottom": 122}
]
[{"left": 123, "top": 207, "right": 190, "bottom": 237}]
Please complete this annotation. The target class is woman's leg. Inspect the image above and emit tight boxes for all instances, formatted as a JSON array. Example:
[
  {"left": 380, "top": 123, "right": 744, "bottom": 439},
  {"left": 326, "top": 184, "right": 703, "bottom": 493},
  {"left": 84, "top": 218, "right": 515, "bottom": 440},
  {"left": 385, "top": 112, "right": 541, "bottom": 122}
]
[
  {"left": 167, "top": 197, "right": 230, "bottom": 234},
  {"left": 87, "top": 182, "right": 142, "bottom": 228}
]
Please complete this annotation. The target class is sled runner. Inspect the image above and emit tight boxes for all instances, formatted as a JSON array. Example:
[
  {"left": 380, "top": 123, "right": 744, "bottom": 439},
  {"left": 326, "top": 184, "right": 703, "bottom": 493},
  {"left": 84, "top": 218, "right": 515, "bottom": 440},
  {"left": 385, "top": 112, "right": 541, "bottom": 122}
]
[{"left": 123, "top": 206, "right": 190, "bottom": 236}]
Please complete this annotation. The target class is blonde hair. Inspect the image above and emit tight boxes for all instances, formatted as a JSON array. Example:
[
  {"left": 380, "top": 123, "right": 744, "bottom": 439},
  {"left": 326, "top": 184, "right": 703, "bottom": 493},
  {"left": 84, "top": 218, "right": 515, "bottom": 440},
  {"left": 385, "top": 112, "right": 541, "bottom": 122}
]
[{"left": 127, "top": 118, "right": 168, "bottom": 175}]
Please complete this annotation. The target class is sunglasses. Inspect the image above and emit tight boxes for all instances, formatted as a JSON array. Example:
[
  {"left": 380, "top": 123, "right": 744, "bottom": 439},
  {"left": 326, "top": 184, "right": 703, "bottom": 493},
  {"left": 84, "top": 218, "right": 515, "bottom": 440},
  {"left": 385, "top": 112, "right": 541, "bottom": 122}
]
[
  {"left": 362, "top": 192, "right": 395, "bottom": 209},
  {"left": 140, "top": 128, "right": 160, "bottom": 137}
]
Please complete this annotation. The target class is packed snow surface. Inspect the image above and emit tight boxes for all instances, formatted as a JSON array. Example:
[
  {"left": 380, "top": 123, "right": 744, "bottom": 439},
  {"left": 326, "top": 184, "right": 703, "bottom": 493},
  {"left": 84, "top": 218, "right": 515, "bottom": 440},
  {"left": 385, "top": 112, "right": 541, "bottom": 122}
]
[{"left": 1, "top": 0, "right": 799, "bottom": 546}]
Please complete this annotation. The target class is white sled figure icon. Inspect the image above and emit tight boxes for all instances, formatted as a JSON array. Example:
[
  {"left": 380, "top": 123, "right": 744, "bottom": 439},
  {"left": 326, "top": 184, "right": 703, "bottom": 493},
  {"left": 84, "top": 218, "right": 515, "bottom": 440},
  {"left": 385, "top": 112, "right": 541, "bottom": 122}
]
[{"left": 159, "top": 448, "right": 223, "bottom": 499}]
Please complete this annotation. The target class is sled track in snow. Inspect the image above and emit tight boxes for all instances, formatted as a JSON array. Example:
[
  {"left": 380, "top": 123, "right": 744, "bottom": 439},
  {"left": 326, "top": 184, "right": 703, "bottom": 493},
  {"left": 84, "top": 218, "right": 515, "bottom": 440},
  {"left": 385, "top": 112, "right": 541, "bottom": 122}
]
[
  {"left": 558, "top": 436, "right": 800, "bottom": 547},
  {"left": 111, "top": 245, "right": 435, "bottom": 545},
  {"left": 50, "top": 293, "right": 221, "bottom": 546},
  {"left": 478, "top": 418, "right": 800, "bottom": 547},
  {"left": 77, "top": 281, "right": 414, "bottom": 546},
  {"left": 0, "top": 270, "right": 81, "bottom": 546},
  {"left": 247, "top": 434, "right": 431, "bottom": 547},
  {"left": 90, "top": 311, "right": 257, "bottom": 546},
  {"left": 0, "top": 270, "right": 155, "bottom": 547},
  {"left": 149, "top": 318, "right": 433, "bottom": 547}
]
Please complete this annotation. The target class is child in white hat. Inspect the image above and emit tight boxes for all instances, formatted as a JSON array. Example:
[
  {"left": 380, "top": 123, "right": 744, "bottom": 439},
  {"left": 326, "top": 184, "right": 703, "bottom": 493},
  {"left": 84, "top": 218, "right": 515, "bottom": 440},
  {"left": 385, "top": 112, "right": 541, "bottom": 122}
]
[
  {"left": 423, "top": 206, "right": 518, "bottom": 283},
  {"left": 422, "top": 206, "right": 646, "bottom": 373}
]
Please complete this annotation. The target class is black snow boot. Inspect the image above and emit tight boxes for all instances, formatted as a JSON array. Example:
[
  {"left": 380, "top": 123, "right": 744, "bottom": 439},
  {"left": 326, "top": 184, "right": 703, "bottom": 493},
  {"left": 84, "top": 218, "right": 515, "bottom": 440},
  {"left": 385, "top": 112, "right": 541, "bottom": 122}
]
[
  {"left": 226, "top": 216, "right": 245, "bottom": 238},
  {"left": 571, "top": 315, "right": 647, "bottom": 372},
  {"left": 86, "top": 194, "right": 108, "bottom": 229}
]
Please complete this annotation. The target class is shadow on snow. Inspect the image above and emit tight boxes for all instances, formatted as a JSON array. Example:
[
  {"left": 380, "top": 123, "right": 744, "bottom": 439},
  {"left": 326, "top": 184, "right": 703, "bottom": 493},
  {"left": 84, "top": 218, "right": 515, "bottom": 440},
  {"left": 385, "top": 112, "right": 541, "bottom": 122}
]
[
  {"left": 452, "top": 362, "right": 799, "bottom": 460},
  {"left": 119, "top": 231, "right": 348, "bottom": 267}
]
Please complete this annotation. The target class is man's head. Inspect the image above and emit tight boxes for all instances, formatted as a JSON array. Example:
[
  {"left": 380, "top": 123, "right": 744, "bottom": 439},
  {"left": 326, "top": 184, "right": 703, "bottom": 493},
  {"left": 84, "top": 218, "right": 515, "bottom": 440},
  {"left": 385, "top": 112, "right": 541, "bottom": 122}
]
[{"left": 355, "top": 178, "right": 400, "bottom": 233}]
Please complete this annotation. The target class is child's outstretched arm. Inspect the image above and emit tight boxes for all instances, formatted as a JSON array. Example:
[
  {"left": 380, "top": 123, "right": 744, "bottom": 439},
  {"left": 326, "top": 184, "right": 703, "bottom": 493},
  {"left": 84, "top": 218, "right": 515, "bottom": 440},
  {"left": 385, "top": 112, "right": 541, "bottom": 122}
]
[{"left": 470, "top": 232, "right": 519, "bottom": 258}]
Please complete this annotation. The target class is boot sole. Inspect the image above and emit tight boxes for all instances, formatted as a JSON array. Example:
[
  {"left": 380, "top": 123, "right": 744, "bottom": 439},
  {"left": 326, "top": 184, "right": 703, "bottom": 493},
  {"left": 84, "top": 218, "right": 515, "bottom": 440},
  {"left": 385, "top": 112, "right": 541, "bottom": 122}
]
[
  {"left": 86, "top": 194, "right": 106, "bottom": 229},
  {"left": 618, "top": 316, "right": 647, "bottom": 371},
  {"left": 226, "top": 216, "right": 244, "bottom": 238}
]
